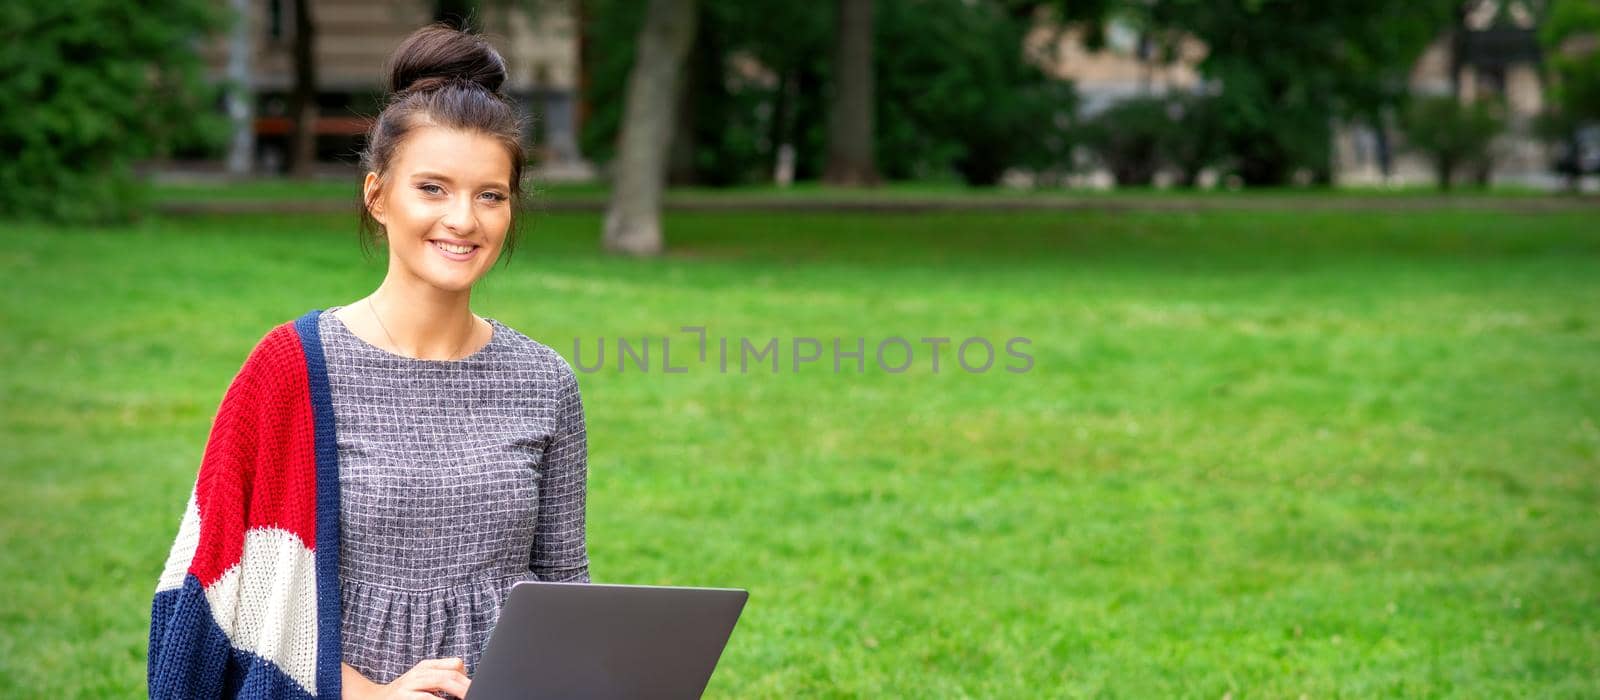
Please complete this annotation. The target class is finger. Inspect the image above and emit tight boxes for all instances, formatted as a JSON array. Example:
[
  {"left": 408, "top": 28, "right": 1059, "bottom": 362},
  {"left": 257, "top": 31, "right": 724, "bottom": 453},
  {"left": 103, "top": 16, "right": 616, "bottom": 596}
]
[
  {"left": 435, "top": 672, "right": 470, "bottom": 699},
  {"left": 420, "top": 657, "right": 467, "bottom": 672},
  {"left": 411, "top": 669, "right": 470, "bottom": 693}
]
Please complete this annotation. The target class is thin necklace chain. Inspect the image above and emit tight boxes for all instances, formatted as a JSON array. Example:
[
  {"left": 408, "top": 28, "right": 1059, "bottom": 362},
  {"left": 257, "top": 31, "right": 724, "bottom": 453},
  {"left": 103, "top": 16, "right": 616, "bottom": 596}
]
[{"left": 365, "top": 296, "right": 474, "bottom": 361}]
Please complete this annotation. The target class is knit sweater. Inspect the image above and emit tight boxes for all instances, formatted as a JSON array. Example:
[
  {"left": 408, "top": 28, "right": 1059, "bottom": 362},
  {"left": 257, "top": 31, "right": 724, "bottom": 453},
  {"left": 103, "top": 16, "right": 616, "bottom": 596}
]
[{"left": 149, "top": 308, "right": 344, "bottom": 698}]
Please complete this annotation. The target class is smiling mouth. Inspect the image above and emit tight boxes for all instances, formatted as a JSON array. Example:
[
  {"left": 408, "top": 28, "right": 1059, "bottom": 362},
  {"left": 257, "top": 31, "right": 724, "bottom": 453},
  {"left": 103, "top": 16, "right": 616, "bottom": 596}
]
[{"left": 431, "top": 240, "right": 477, "bottom": 254}]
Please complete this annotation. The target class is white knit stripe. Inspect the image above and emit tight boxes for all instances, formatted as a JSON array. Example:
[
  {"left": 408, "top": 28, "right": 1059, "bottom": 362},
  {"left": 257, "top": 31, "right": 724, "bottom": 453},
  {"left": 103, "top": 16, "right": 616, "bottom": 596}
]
[
  {"left": 202, "top": 526, "right": 320, "bottom": 694},
  {"left": 155, "top": 491, "right": 201, "bottom": 593}
]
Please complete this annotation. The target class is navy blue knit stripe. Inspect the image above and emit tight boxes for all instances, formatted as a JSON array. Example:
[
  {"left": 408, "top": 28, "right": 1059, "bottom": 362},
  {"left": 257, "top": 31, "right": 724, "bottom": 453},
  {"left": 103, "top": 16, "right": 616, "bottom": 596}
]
[
  {"left": 150, "top": 575, "right": 316, "bottom": 699},
  {"left": 226, "top": 649, "right": 318, "bottom": 700},
  {"left": 295, "top": 308, "right": 343, "bottom": 698},
  {"left": 149, "top": 576, "right": 231, "bottom": 698}
]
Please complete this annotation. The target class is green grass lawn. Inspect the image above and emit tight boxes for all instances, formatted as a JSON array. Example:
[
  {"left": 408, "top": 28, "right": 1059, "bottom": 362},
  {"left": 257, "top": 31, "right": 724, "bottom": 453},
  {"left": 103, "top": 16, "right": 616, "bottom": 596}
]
[{"left": 2, "top": 207, "right": 1597, "bottom": 697}]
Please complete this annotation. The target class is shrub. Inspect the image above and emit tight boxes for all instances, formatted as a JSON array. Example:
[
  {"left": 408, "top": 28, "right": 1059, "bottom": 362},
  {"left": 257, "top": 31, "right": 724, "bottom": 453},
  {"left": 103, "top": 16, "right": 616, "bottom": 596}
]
[
  {"left": 1080, "top": 96, "right": 1171, "bottom": 187},
  {"left": 876, "top": 0, "right": 1079, "bottom": 186},
  {"left": 0, "top": 0, "right": 228, "bottom": 223},
  {"left": 1399, "top": 95, "right": 1505, "bottom": 191},
  {"left": 1161, "top": 92, "right": 1228, "bottom": 187}
]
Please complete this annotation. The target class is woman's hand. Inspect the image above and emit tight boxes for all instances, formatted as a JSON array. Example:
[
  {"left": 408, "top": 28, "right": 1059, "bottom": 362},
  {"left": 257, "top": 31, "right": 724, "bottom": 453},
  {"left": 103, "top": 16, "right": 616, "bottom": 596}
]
[{"left": 343, "top": 658, "right": 472, "bottom": 700}]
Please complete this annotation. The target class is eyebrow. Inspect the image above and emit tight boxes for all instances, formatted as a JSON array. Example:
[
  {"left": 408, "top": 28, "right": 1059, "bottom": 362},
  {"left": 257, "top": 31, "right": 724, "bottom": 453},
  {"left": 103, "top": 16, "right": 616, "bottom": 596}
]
[{"left": 409, "top": 171, "right": 510, "bottom": 190}]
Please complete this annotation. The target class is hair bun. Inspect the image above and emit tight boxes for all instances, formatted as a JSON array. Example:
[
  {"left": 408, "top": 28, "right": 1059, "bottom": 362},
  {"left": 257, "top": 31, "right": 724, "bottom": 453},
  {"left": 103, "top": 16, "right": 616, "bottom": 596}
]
[{"left": 386, "top": 24, "right": 508, "bottom": 97}]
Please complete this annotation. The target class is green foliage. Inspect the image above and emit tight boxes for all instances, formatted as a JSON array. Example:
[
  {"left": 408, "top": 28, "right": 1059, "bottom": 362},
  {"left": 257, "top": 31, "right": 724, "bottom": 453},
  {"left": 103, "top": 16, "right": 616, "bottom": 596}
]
[
  {"left": 574, "top": 0, "right": 639, "bottom": 169},
  {"left": 877, "top": 0, "right": 1079, "bottom": 185},
  {"left": 1161, "top": 91, "right": 1229, "bottom": 186},
  {"left": 579, "top": 0, "right": 832, "bottom": 186},
  {"left": 1538, "top": 0, "right": 1600, "bottom": 128},
  {"left": 697, "top": 2, "right": 836, "bottom": 185},
  {"left": 0, "top": 0, "right": 229, "bottom": 224},
  {"left": 1531, "top": 108, "right": 1580, "bottom": 145},
  {"left": 1145, "top": 0, "right": 1460, "bottom": 185},
  {"left": 1400, "top": 95, "right": 1506, "bottom": 191},
  {"left": 1080, "top": 96, "right": 1170, "bottom": 186},
  {"left": 580, "top": 0, "right": 1077, "bottom": 187},
  {"left": 1079, "top": 92, "right": 1229, "bottom": 188},
  {"left": 1530, "top": 108, "right": 1593, "bottom": 181}
]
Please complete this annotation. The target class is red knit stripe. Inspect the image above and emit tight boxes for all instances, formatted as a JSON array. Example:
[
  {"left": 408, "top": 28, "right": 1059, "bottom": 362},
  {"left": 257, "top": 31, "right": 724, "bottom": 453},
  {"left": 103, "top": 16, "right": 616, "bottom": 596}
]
[{"left": 190, "top": 322, "right": 319, "bottom": 586}]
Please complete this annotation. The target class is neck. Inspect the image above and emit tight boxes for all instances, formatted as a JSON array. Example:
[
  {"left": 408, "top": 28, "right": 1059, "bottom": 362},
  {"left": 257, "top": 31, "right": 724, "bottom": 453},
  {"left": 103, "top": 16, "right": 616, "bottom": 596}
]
[{"left": 365, "top": 277, "right": 478, "bottom": 360}]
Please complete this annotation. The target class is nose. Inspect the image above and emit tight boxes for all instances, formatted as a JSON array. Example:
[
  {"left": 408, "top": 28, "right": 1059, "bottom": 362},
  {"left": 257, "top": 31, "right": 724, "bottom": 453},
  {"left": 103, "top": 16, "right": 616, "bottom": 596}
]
[{"left": 440, "top": 191, "right": 477, "bottom": 234}]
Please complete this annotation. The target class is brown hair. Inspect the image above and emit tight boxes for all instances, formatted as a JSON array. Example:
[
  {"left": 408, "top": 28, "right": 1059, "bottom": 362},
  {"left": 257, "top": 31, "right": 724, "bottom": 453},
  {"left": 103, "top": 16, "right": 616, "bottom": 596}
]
[{"left": 358, "top": 23, "right": 530, "bottom": 264}]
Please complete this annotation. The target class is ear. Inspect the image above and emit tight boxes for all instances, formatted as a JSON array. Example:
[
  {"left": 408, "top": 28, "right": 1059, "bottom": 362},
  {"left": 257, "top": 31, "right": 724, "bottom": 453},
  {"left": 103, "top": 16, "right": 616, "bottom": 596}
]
[{"left": 362, "top": 171, "right": 387, "bottom": 226}]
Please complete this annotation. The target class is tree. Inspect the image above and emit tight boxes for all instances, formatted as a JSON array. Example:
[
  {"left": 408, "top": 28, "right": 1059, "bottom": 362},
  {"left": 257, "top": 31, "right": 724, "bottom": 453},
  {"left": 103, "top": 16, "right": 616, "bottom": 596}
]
[
  {"left": 1162, "top": 92, "right": 1228, "bottom": 187},
  {"left": 580, "top": 0, "right": 1085, "bottom": 190},
  {"left": 1540, "top": 0, "right": 1600, "bottom": 121},
  {"left": 823, "top": 0, "right": 881, "bottom": 186},
  {"left": 1400, "top": 94, "right": 1505, "bottom": 190},
  {"left": 0, "top": 0, "right": 227, "bottom": 223},
  {"left": 287, "top": 0, "right": 318, "bottom": 177},
  {"left": 603, "top": 0, "right": 699, "bottom": 256},
  {"left": 1143, "top": 0, "right": 1460, "bottom": 186},
  {"left": 1080, "top": 96, "right": 1168, "bottom": 186},
  {"left": 1538, "top": 0, "right": 1600, "bottom": 190},
  {"left": 875, "top": 0, "right": 1078, "bottom": 185},
  {"left": 224, "top": 0, "right": 256, "bottom": 176}
]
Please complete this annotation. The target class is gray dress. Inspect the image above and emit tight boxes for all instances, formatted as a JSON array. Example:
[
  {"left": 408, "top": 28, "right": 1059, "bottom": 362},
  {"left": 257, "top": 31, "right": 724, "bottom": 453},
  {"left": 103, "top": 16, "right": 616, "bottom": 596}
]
[{"left": 318, "top": 306, "right": 590, "bottom": 684}]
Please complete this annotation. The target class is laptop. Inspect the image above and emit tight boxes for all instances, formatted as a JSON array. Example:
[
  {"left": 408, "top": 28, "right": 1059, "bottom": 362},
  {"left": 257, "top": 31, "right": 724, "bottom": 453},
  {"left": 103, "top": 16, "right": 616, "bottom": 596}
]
[{"left": 467, "top": 581, "right": 749, "bottom": 699}]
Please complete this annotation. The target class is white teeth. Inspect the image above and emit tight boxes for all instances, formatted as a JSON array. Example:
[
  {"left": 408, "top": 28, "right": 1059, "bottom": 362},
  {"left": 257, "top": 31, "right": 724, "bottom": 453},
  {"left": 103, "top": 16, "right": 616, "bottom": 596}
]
[{"left": 433, "top": 241, "right": 474, "bottom": 254}]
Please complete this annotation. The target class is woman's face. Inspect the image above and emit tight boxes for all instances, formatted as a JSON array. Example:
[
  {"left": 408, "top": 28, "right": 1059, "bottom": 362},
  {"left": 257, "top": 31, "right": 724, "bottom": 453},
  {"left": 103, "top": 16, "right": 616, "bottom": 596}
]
[{"left": 364, "top": 125, "right": 514, "bottom": 293}]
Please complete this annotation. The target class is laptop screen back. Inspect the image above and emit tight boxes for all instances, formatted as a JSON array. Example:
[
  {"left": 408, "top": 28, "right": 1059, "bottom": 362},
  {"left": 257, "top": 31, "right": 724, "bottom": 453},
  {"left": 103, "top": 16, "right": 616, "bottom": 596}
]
[{"left": 468, "top": 581, "right": 748, "bottom": 699}]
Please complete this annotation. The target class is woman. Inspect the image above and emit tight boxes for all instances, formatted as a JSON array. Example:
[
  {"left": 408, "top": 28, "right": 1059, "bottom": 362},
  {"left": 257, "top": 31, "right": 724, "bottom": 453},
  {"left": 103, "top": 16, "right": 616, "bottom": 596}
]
[{"left": 148, "top": 24, "right": 588, "bottom": 700}]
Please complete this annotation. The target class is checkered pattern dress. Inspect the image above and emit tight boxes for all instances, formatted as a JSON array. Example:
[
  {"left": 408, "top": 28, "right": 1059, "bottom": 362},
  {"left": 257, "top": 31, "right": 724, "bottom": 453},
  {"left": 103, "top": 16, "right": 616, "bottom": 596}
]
[{"left": 318, "top": 306, "right": 590, "bottom": 684}]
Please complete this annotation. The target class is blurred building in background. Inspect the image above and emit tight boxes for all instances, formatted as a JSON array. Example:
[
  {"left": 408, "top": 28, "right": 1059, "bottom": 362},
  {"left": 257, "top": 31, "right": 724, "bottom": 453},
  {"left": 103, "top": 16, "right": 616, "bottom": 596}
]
[
  {"left": 1335, "top": 0, "right": 1551, "bottom": 188},
  {"left": 1030, "top": 19, "right": 1207, "bottom": 117},
  {"left": 1030, "top": 0, "right": 1556, "bottom": 189},
  {"left": 194, "top": 0, "right": 592, "bottom": 180}
]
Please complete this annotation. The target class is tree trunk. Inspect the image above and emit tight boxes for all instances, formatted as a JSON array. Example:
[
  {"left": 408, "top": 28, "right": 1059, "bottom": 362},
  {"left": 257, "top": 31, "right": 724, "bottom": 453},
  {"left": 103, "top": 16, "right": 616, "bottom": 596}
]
[
  {"left": 1567, "top": 131, "right": 1583, "bottom": 194},
  {"left": 667, "top": 12, "right": 706, "bottom": 187},
  {"left": 1373, "top": 112, "right": 1392, "bottom": 182},
  {"left": 822, "top": 0, "right": 880, "bottom": 187},
  {"left": 288, "top": 0, "right": 317, "bottom": 178},
  {"left": 769, "top": 70, "right": 794, "bottom": 184},
  {"left": 225, "top": 0, "right": 255, "bottom": 176},
  {"left": 576, "top": 0, "right": 592, "bottom": 133},
  {"left": 666, "top": 58, "right": 698, "bottom": 186},
  {"left": 793, "top": 65, "right": 824, "bottom": 181},
  {"left": 603, "top": 0, "right": 698, "bottom": 256}
]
